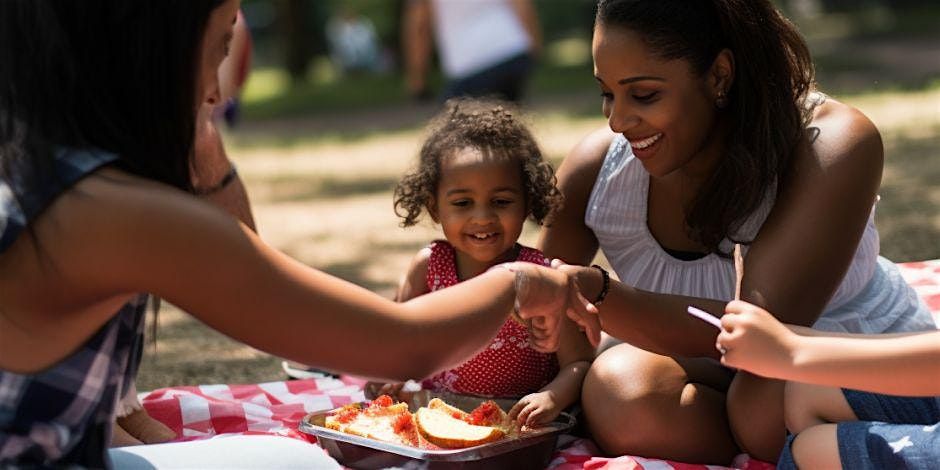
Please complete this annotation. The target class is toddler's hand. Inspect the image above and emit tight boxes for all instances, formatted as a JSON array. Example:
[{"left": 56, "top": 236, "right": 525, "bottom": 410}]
[
  {"left": 508, "top": 391, "right": 560, "bottom": 427},
  {"left": 717, "top": 300, "right": 799, "bottom": 378}
]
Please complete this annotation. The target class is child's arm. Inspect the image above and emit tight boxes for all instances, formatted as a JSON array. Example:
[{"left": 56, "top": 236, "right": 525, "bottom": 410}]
[
  {"left": 509, "top": 317, "right": 594, "bottom": 426},
  {"left": 395, "top": 247, "right": 432, "bottom": 302},
  {"left": 718, "top": 300, "right": 940, "bottom": 396}
]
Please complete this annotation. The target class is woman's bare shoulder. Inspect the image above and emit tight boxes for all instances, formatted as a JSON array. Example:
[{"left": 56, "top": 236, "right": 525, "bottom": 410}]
[
  {"left": 804, "top": 96, "right": 883, "bottom": 171},
  {"left": 564, "top": 126, "right": 618, "bottom": 172},
  {"left": 555, "top": 126, "right": 617, "bottom": 195}
]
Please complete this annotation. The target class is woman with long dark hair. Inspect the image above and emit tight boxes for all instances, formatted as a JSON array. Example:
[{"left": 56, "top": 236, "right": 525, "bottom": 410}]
[
  {"left": 540, "top": 0, "right": 935, "bottom": 464},
  {"left": 0, "top": 1, "right": 597, "bottom": 467}
]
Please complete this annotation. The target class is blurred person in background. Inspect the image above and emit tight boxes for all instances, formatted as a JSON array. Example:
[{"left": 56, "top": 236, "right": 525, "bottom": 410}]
[
  {"left": 402, "top": 0, "right": 541, "bottom": 103},
  {"left": 327, "top": 7, "right": 383, "bottom": 75}
]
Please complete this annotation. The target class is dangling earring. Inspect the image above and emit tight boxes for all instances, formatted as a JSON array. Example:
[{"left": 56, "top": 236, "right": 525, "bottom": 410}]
[{"left": 715, "top": 90, "right": 728, "bottom": 109}]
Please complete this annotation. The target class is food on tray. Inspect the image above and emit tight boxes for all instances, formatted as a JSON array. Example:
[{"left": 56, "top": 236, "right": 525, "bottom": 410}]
[
  {"left": 415, "top": 407, "right": 504, "bottom": 448},
  {"left": 324, "top": 395, "right": 420, "bottom": 446},
  {"left": 324, "top": 395, "right": 522, "bottom": 449},
  {"left": 427, "top": 397, "right": 469, "bottom": 419}
]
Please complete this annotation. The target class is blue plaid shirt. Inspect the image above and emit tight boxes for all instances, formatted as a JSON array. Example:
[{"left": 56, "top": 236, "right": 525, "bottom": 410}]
[{"left": 0, "top": 149, "right": 147, "bottom": 468}]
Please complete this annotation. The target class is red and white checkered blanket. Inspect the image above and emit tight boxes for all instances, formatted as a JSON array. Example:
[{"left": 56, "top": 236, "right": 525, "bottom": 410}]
[{"left": 141, "top": 260, "right": 940, "bottom": 470}]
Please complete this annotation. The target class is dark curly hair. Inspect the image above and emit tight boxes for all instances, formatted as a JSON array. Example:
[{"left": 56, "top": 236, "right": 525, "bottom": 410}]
[
  {"left": 596, "top": 0, "right": 816, "bottom": 255},
  {"left": 394, "top": 98, "right": 563, "bottom": 228}
]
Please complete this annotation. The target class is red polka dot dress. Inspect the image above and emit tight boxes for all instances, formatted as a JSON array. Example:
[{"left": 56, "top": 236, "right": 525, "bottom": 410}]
[{"left": 421, "top": 240, "right": 560, "bottom": 398}]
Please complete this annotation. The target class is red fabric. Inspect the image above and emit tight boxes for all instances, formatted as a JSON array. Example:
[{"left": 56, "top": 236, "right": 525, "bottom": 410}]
[
  {"left": 141, "top": 377, "right": 365, "bottom": 443},
  {"left": 422, "top": 240, "right": 560, "bottom": 397},
  {"left": 141, "top": 260, "right": 940, "bottom": 469}
]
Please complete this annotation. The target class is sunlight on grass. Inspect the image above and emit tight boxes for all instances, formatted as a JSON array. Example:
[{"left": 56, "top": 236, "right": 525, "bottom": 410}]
[
  {"left": 547, "top": 36, "right": 592, "bottom": 67},
  {"left": 241, "top": 67, "right": 290, "bottom": 104}
]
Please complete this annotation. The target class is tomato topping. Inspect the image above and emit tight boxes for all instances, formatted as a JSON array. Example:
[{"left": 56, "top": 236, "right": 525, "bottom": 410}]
[
  {"left": 467, "top": 401, "right": 501, "bottom": 426},
  {"left": 392, "top": 412, "right": 414, "bottom": 433},
  {"left": 333, "top": 404, "right": 361, "bottom": 423},
  {"left": 371, "top": 395, "right": 394, "bottom": 408}
]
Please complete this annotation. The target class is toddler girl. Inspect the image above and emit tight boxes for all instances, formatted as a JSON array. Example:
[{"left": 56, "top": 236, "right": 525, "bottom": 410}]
[{"left": 390, "top": 98, "right": 594, "bottom": 426}]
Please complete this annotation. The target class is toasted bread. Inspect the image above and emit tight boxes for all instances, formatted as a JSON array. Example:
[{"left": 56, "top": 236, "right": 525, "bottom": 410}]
[
  {"left": 344, "top": 411, "right": 419, "bottom": 447},
  {"left": 324, "top": 403, "right": 362, "bottom": 431},
  {"left": 415, "top": 407, "right": 505, "bottom": 448},
  {"left": 326, "top": 397, "right": 419, "bottom": 446},
  {"left": 427, "top": 397, "right": 469, "bottom": 420},
  {"left": 467, "top": 401, "right": 518, "bottom": 436}
]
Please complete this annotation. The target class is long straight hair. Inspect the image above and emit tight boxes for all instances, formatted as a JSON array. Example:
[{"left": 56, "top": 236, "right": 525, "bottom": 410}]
[
  {"left": 1, "top": 0, "right": 225, "bottom": 200},
  {"left": 596, "top": 0, "right": 815, "bottom": 254},
  {"left": 1, "top": 0, "right": 226, "bottom": 347}
]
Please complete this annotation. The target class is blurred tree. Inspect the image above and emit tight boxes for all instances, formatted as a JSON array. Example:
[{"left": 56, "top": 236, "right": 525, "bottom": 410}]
[
  {"left": 278, "top": 0, "right": 328, "bottom": 83},
  {"left": 535, "top": 0, "right": 596, "bottom": 41}
]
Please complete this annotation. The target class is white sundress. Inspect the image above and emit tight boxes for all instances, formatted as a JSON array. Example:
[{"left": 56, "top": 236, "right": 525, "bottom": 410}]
[{"left": 585, "top": 134, "right": 935, "bottom": 334}]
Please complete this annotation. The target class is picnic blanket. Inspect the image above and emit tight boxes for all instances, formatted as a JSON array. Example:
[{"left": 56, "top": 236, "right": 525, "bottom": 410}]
[{"left": 141, "top": 260, "right": 940, "bottom": 469}]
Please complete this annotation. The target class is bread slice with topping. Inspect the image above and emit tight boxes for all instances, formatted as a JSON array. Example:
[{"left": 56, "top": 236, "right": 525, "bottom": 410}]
[
  {"left": 466, "top": 401, "right": 519, "bottom": 437},
  {"left": 325, "top": 396, "right": 419, "bottom": 446},
  {"left": 427, "top": 397, "right": 469, "bottom": 420},
  {"left": 415, "top": 407, "right": 505, "bottom": 448}
]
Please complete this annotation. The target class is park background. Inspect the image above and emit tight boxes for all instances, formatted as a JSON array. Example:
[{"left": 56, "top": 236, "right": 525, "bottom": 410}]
[{"left": 137, "top": 0, "right": 940, "bottom": 391}]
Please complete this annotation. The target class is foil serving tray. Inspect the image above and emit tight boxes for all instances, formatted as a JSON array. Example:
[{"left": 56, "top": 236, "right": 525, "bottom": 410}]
[{"left": 299, "top": 394, "right": 575, "bottom": 469}]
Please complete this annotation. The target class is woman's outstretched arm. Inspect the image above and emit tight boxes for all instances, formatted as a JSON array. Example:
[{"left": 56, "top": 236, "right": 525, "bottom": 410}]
[{"left": 1, "top": 168, "right": 593, "bottom": 381}]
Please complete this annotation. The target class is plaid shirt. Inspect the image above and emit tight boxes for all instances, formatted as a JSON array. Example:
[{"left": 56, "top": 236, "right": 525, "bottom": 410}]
[{"left": 1, "top": 148, "right": 146, "bottom": 468}]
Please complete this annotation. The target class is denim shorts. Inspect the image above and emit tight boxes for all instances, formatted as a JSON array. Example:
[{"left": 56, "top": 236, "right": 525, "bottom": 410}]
[{"left": 778, "top": 389, "right": 940, "bottom": 469}]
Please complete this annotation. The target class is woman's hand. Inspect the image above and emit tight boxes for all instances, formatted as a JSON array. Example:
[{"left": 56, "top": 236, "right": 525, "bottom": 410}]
[
  {"left": 508, "top": 390, "right": 561, "bottom": 427},
  {"left": 716, "top": 300, "right": 800, "bottom": 378},
  {"left": 549, "top": 260, "right": 603, "bottom": 347},
  {"left": 511, "top": 263, "right": 600, "bottom": 353}
]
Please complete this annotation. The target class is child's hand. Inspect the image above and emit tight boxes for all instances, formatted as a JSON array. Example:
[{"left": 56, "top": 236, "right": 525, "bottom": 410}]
[
  {"left": 717, "top": 300, "right": 800, "bottom": 378},
  {"left": 508, "top": 391, "right": 560, "bottom": 427}
]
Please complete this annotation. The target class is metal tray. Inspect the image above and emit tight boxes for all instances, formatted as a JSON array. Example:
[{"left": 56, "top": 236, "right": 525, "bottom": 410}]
[{"left": 299, "top": 395, "right": 575, "bottom": 469}]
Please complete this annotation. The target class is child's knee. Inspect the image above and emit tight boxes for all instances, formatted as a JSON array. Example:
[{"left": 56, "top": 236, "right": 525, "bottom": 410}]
[
  {"left": 784, "top": 381, "right": 825, "bottom": 433},
  {"left": 784, "top": 382, "right": 856, "bottom": 434},
  {"left": 791, "top": 424, "right": 841, "bottom": 469}
]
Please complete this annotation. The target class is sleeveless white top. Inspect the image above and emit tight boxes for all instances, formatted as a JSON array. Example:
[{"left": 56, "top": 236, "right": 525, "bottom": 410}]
[
  {"left": 586, "top": 135, "right": 935, "bottom": 333},
  {"left": 430, "top": 0, "right": 531, "bottom": 79}
]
